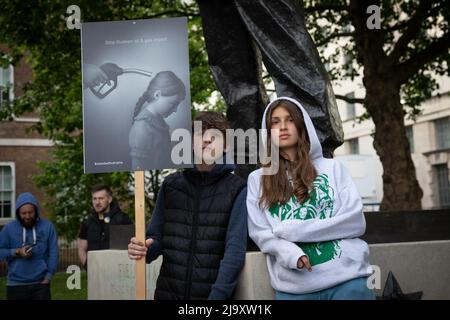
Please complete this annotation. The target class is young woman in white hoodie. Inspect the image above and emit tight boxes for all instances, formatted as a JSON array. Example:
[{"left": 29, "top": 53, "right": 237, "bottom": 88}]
[{"left": 247, "top": 97, "right": 375, "bottom": 300}]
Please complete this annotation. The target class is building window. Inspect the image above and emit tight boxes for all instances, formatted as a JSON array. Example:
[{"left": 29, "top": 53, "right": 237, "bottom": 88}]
[
  {"left": 346, "top": 92, "right": 356, "bottom": 120},
  {"left": 0, "top": 163, "right": 15, "bottom": 218},
  {"left": 406, "top": 126, "right": 414, "bottom": 153},
  {"left": 435, "top": 117, "right": 450, "bottom": 149},
  {"left": 0, "top": 65, "right": 14, "bottom": 109},
  {"left": 435, "top": 164, "right": 450, "bottom": 208},
  {"left": 348, "top": 138, "right": 359, "bottom": 154},
  {"left": 343, "top": 53, "right": 354, "bottom": 77}
]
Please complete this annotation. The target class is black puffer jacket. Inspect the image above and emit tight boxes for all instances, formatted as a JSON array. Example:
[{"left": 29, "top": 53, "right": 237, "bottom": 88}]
[
  {"left": 154, "top": 164, "right": 246, "bottom": 300},
  {"left": 78, "top": 200, "right": 132, "bottom": 251}
]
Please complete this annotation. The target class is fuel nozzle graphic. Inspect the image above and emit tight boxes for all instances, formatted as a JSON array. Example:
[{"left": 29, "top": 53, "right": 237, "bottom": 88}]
[{"left": 87, "top": 63, "right": 153, "bottom": 99}]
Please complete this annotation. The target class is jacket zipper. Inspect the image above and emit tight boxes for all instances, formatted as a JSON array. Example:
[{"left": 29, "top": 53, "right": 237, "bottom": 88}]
[{"left": 185, "top": 186, "right": 202, "bottom": 299}]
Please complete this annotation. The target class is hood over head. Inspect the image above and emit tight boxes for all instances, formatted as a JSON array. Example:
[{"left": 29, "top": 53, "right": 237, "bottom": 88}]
[
  {"left": 261, "top": 96, "right": 323, "bottom": 161},
  {"left": 15, "top": 192, "right": 40, "bottom": 223}
]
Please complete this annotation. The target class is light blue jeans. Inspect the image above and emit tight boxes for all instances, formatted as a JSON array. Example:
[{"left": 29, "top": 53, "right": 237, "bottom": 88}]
[{"left": 275, "top": 277, "right": 376, "bottom": 300}]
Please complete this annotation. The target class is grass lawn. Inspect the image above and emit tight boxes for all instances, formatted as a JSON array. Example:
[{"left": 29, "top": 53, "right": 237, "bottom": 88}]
[{"left": 0, "top": 271, "right": 87, "bottom": 300}]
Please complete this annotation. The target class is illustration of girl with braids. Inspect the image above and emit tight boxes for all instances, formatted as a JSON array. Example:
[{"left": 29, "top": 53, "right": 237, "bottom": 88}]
[{"left": 128, "top": 71, "right": 186, "bottom": 171}]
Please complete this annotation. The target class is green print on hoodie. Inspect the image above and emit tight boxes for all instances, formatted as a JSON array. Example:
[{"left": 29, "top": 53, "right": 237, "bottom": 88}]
[
  {"left": 269, "top": 174, "right": 342, "bottom": 266},
  {"left": 247, "top": 96, "right": 371, "bottom": 294}
]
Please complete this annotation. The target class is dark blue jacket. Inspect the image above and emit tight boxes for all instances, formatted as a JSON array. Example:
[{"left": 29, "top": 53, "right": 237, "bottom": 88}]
[
  {"left": 146, "top": 162, "right": 247, "bottom": 300},
  {"left": 0, "top": 192, "right": 58, "bottom": 285}
]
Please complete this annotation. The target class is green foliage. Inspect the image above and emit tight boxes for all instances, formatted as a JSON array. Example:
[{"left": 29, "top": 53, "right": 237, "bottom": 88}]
[
  {"left": 3, "top": 0, "right": 449, "bottom": 229},
  {"left": 0, "top": 271, "right": 88, "bottom": 300},
  {"left": 33, "top": 135, "right": 133, "bottom": 240},
  {"left": 304, "top": 0, "right": 449, "bottom": 209},
  {"left": 305, "top": 0, "right": 355, "bottom": 81},
  {"left": 304, "top": 0, "right": 450, "bottom": 114},
  {"left": 0, "top": 0, "right": 221, "bottom": 239},
  {"left": 401, "top": 72, "right": 438, "bottom": 120}
]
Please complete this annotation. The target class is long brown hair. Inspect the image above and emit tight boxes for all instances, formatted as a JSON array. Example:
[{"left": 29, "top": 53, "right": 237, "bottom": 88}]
[{"left": 260, "top": 100, "right": 317, "bottom": 208}]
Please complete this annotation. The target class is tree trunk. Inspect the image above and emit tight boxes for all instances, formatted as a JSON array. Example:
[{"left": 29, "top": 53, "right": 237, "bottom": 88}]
[
  {"left": 365, "top": 81, "right": 423, "bottom": 210},
  {"left": 349, "top": 0, "right": 423, "bottom": 211}
]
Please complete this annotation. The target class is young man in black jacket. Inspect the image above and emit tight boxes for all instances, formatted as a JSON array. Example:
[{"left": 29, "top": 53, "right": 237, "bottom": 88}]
[
  {"left": 128, "top": 112, "right": 247, "bottom": 300},
  {"left": 78, "top": 184, "right": 132, "bottom": 268}
]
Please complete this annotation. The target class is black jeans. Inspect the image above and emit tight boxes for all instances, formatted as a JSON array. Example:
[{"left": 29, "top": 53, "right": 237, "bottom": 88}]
[{"left": 6, "top": 283, "right": 51, "bottom": 300}]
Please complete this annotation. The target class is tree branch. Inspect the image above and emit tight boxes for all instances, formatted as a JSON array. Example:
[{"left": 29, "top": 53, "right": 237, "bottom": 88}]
[
  {"left": 147, "top": 9, "right": 199, "bottom": 19},
  {"left": 316, "top": 32, "right": 355, "bottom": 46},
  {"left": 335, "top": 94, "right": 365, "bottom": 104},
  {"left": 190, "top": 47, "right": 206, "bottom": 65},
  {"left": 304, "top": 4, "right": 348, "bottom": 13},
  {"left": 385, "top": 21, "right": 408, "bottom": 33},
  {"left": 349, "top": 0, "right": 388, "bottom": 66},
  {"left": 387, "top": 1, "right": 443, "bottom": 64},
  {"left": 397, "top": 31, "right": 450, "bottom": 84}
]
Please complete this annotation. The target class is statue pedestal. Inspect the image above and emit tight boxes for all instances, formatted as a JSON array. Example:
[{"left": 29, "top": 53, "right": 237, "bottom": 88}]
[
  {"left": 88, "top": 240, "right": 450, "bottom": 300},
  {"left": 87, "top": 250, "right": 162, "bottom": 300}
]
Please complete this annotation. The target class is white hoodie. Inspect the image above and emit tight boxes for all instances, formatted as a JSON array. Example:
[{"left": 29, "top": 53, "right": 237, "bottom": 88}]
[{"left": 247, "top": 97, "right": 372, "bottom": 294}]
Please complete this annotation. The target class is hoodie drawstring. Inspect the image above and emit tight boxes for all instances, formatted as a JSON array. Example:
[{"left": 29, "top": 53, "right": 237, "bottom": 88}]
[{"left": 22, "top": 227, "right": 37, "bottom": 247}]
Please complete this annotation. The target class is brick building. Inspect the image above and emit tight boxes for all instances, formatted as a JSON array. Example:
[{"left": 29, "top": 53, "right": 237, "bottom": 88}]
[{"left": 0, "top": 46, "right": 53, "bottom": 225}]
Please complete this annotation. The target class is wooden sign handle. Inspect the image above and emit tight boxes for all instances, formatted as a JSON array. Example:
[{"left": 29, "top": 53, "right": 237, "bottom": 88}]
[{"left": 134, "top": 171, "right": 146, "bottom": 300}]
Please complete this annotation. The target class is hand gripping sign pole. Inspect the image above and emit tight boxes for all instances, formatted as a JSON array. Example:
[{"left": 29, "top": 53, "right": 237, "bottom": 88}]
[
  {"left": 134, "top": 171, "right": 146, "bottom": 300},
  {"left": 82, "top": 17, "right": 191, "bottom": 300}
]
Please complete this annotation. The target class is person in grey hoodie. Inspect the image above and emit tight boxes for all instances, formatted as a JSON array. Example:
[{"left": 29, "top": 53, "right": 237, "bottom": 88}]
[
  {"left": 247, "top": 97, "right": 375, "bottom": 300},
  {"left": 0, "top": 192, "right": 58, "bottom": 300}
]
